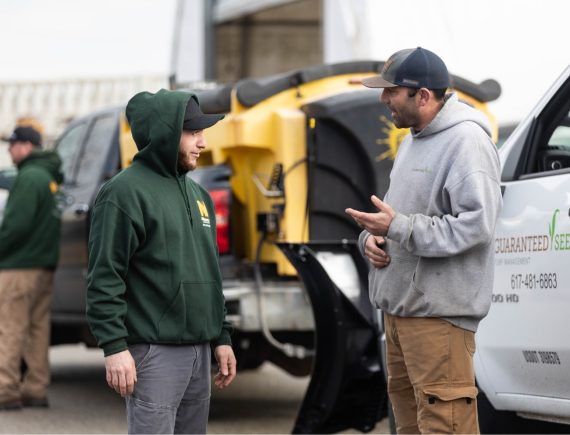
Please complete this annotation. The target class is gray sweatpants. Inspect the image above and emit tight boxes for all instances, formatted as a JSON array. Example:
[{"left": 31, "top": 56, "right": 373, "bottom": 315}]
[{"left": 126, "top": 343, "right": 211, "bottom": 434}]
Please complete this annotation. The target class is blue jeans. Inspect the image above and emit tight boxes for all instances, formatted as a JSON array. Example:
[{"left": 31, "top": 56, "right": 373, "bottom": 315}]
[{"left": 126, "top": 343, "right": 211, "bottom": 434}]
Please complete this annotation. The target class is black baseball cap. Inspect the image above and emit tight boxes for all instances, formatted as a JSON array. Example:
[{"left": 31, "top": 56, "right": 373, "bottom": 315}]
[
  {"left": 5, "top": 126, "right": 42, "bottom": 146},
  {"left": 183, "top": 98, "right": 224, "bottom": 131},
  {"left": 362, "top": 47, "right": 450, "bottom": 89}
]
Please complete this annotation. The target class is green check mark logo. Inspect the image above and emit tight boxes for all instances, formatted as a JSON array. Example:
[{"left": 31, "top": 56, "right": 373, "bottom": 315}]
[{"left": 549, "top": 209, "right": 560, "bottom": 241}]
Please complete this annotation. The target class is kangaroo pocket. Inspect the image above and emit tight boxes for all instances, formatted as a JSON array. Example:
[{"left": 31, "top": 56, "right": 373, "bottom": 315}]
[
  {"left": 412, "top": 256, "right": 488, "bottom": 317},
  {"left": 369, "top": 254, "right": 425, "bottom": 315},
  {"left": 158, "top": 281, "right": 224, "bottom": 342}
]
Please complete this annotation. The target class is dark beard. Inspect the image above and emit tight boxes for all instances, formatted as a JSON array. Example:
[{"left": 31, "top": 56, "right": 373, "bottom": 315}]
[{"left": 177, "top": 151, "right": 194, "bottom": 174}]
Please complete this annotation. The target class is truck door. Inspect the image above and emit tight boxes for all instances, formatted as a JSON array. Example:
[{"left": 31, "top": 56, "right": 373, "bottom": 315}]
[
  {"left": 475, "top": 71, "right": 570, "bottom": 406},
  {"left": 53, "top": 111, "right": 120, "bottom": 320}
]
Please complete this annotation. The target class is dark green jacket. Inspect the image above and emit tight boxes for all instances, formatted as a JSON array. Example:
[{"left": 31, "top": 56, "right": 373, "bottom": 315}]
[
  {"left": 86, "top": 89, "right": 232, "bottom": 356},
  {"left": 0, "top": 151, "right": 63, "bottom": 269}
]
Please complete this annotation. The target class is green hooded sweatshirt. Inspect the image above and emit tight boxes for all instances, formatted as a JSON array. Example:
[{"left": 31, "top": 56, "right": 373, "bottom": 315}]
[
  {"left": 86, "top": 89, "right": 232, "bottom": 356},
  {"left": 0, "top": 150, "right": 63, "bottom": 269}
]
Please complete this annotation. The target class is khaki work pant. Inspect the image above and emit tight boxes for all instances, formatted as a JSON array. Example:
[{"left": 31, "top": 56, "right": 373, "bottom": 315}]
[
  {"left": 0, "top": 269, "right": 53, "bottom": 402},
  {"left": 384, "top": 314, "right": 479, "bottom": 434}
]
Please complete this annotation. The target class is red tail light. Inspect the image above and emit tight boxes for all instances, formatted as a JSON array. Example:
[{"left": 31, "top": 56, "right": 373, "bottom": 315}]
[{"left": 209, "top": 189, "right": 230, "bottom": 254}]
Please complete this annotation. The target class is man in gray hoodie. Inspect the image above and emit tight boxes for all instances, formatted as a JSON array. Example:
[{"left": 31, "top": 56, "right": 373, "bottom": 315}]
[{"left": 346, "top": 48, "right": 502, "bottom": 434}]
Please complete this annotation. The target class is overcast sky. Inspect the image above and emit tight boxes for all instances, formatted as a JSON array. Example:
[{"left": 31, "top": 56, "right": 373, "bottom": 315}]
[
  {"left": 359, "top": 0, "right": 570, "bottom": 124},
  {"left": 1, "top": 0, "right": 569, "bottom": 125},
  {"left": 0, "top": 0, "right": 177, "bottom": 80}
]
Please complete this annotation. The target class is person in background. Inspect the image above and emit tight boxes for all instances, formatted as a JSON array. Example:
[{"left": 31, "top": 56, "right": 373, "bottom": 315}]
[
  {"left": 86, "top": 89, "right": 236, "bottom": 434},
  {"left": 346, "top": 47, "right": 502, "bottom": 433},
  {"left": 0, "top": 126, "right": 64, "bottom": 410}
]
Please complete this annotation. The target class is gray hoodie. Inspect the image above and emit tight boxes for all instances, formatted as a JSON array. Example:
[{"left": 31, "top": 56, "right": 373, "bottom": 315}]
[{"left": 358, "top": 93, "right": 502, "bottom": 332}]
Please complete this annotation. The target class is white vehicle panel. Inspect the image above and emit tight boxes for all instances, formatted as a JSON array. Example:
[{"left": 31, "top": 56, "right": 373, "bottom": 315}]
[
  {"left": 474, "top": 66, "right": 570, "bottom": 425},
  {"left": 478, "top": 173, "right": 570, "bottom": 401}
]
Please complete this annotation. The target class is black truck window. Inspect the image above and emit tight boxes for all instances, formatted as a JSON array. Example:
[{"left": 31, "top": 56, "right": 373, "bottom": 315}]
[
  {"left": 73, "top": 114, "right": 118, "bottom": 205},
  {"left": 55, "top": 122, "right": 88, "bottom": 184}
]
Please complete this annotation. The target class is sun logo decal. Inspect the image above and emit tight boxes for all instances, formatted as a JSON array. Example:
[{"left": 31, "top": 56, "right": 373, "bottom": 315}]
[{"left": 375, "top": 115, "right": 409, "bottom": 161}]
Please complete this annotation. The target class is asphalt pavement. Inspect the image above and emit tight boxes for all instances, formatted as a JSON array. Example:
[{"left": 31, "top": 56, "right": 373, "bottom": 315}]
[{"left": 0, "top": 344, "right": 389, "bottom": 434}]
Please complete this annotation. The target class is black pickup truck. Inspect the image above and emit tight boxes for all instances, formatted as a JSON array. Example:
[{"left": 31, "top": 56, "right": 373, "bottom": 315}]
[{"left": 1, "top": 108, "right": 128, "bottom": 344}]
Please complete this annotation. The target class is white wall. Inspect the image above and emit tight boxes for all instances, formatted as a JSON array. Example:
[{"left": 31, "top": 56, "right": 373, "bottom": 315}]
[
  {"left": 324, "top": 0, "right": 570, "bottom": 125},
  {"left": 0, "top": 76, "right": 168, "bottom": 142}
]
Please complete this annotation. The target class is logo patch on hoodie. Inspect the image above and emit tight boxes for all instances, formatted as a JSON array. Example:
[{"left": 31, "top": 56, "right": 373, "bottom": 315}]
[{"left": 197, "top": 200, "right": 211, "bottom": 228}]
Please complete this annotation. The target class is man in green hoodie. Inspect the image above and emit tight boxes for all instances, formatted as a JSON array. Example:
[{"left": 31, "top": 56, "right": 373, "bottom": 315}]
[
  {"left": 0, "top": 126, "right": 64, "bottom": 410},
  {"left": 86, "top": 89, "right": 236, "bottom": 434}
]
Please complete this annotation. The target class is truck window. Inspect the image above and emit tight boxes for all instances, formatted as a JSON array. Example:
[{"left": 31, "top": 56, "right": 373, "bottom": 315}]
[
  {"left": 547, "top": 116, "right": 570, "bottom": 149},
  {"left": 76, "top": 114, "right": 117, "bottom": 185},
  {"left": 536, "top": 109, "right": 570, "bottom": 173},
  {"left": 520, "top": 80, "right": 570, "bottom": 178},
  {"left": 73, "top": 114, "right": 118, "bottom": 204},
  {"left": 55, "top": 122, "right": 88, "bottom": 184}
]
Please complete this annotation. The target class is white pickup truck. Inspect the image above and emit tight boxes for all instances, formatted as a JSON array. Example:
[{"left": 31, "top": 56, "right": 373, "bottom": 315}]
[{"left": 475, "top": 65, "right": 570, "bottom": 432}]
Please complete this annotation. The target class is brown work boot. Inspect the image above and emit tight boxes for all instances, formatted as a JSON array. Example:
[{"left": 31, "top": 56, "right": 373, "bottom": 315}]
[
  {"left": 22, "top": 396, "right": 49, "bottom": 408},
  {"left": 0, "top": 399, "right": 22, "bottom": 411}
]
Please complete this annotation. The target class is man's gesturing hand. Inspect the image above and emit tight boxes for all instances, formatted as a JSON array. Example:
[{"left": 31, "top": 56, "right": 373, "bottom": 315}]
[
  {"left": 105, "top": 350, "right": 137, "bottom": 397},
  {"left": 214, "top": 345, "right": 237, "bottom": 389},
  {"left": 345, "top": 195, "right": 396, "bottom": 237}
]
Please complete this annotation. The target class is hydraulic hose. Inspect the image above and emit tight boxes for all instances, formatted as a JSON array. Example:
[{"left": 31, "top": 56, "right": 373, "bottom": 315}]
[{"left": 253, "top": 229, "right": 314, "bottom": 359}]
